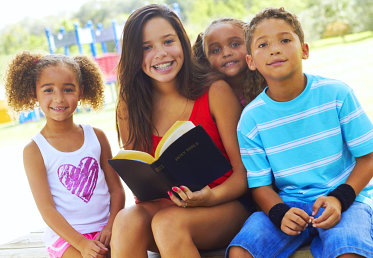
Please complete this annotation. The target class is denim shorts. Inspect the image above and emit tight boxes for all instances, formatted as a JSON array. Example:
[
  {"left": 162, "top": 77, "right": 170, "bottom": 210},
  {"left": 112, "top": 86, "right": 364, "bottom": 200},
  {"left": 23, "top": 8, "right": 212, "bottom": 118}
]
[{"left": 226, "top": 201, "right": 373, "bottom": 258}]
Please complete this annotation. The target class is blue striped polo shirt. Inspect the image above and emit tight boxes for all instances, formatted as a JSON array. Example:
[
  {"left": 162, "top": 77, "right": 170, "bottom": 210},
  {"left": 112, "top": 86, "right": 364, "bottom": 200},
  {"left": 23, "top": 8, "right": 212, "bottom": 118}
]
[{"left": 237, "top": 73, "right": 373, "bottom": 208}]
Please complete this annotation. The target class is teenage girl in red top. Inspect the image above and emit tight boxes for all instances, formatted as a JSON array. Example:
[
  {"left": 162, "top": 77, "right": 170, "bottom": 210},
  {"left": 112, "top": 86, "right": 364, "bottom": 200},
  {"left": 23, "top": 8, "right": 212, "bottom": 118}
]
[{"left": 111, "top": 4, "right": 250, "bottom": 257}]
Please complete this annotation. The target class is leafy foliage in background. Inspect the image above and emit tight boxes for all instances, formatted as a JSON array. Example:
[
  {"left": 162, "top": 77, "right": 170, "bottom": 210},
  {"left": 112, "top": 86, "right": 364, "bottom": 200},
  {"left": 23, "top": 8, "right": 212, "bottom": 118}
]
[{"left": 0, "top": 0, "right": 372, "bottom": 58}]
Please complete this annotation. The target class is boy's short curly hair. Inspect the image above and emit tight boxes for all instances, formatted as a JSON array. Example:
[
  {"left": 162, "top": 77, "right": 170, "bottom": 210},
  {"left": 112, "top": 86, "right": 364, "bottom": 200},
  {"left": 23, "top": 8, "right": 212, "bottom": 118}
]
[
  {"left": 4, "top": 51, "right": 105, "bottom": 112},
  {"left": 245, "top": 7, "right": 304, "bottom": 54}
]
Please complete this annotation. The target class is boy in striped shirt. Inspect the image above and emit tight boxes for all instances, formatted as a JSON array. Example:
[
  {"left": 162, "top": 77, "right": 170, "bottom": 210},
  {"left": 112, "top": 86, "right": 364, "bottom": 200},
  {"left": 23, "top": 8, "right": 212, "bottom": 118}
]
[{"left": 227, "top": 7, "right": 373, "bottom": 258}]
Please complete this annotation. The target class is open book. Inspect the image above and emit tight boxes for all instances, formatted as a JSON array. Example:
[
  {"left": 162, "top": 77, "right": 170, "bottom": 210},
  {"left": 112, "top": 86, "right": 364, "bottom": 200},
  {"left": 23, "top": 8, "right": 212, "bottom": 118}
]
[{"left": 108, "top": 121, "right": 232, "bottom": 202}]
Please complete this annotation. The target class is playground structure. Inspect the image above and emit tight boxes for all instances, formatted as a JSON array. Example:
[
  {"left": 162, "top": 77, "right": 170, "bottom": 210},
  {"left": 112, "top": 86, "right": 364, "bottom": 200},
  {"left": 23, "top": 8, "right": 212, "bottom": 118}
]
[
  {"left": 45, "top": 19, "right": 122, "bottom": 84},
  {"left": 6, "top": 3, "right": 182, "bottom": 124},
  {"left": 46, "top": 1, "right": 182, "bottom": 83}
]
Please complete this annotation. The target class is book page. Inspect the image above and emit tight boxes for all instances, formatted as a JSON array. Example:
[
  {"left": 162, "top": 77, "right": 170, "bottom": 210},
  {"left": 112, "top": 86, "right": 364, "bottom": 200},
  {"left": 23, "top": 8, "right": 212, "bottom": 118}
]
[
  {"left": 112, "top": 149, "right": 155, "bottom": 164},
  {"left": 155, "top": 121, "right": 195, "bottom": 159}
]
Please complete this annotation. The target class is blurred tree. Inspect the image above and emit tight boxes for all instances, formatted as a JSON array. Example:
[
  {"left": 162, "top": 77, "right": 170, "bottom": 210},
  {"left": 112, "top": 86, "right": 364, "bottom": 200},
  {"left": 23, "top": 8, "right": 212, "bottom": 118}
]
[
  {"left": 323, "top": 21, "right": 350, "bottom": 39},
  {"left": 0, "top": 0, "right": 372, "bottom": 56},
  {"left": 0, "top": 24, "right": 48, "bottom": 54},
  {"left": 73, "top": 0, "right": 151, "bottom": 26},
  {"left": 187, "top": 0, "right": 248, "bottom": 41},
  {"left": 298, "top": 0, "right": 373, "bottom": 41}
]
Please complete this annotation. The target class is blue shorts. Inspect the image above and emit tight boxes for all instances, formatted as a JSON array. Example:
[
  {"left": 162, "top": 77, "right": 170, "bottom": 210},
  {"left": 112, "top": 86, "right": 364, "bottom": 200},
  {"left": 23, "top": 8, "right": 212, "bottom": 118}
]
[{"left": 226, "top": 201, "right": 373, "bottom": 258}]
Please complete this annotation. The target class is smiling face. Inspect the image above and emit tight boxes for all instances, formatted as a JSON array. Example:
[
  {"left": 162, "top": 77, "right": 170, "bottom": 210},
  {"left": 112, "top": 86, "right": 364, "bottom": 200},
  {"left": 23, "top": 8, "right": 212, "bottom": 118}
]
[
  {"left": 141, "top": 17, "right": 184, "bottom": 87},
  {"left": 204, "top": 23, "right": 247, "bottom": 78},
  {"left": 35, "top": 64, "right": 81, "bottom": 122},
  {"left": 246, "top": 18, "right": 309, "bottom": 84}
]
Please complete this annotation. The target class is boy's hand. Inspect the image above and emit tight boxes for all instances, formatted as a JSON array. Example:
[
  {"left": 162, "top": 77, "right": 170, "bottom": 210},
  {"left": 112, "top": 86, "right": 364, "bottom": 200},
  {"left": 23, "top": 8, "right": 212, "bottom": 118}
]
[
  {"left": 79, "top": 238, "right": 108, "bottom": 258},
  {"left": 281, "top": 207, "right": 311, "bottom": 235},
  {"left": 312, "top": 196, "right": 342, "bottom": 229},
  {"left": 95, "top": 226, "right": 112, "bottom": 248}
]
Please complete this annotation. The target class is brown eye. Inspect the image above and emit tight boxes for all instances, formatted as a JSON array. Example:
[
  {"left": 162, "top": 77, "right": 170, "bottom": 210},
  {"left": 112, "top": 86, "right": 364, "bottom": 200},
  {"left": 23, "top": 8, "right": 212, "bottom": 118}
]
[
  {"left": 165, "top": 39, "right": 174, "bottom": 45},
  {"left": 143, "top": 45, "right": 152, "bottom": 51},
  {"left": 231, "top": 42, "right": 240, "bottom": 48},
  {"left": 211, "top": 47, "right": 221, "bottom": 54}
]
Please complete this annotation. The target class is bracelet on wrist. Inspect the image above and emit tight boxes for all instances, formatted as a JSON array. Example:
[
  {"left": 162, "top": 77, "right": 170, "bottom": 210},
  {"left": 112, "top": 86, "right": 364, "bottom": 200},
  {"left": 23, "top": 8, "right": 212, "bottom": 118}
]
[
  {"left": 268, "top": 203, "right": 290, "bottom": 229},
  {"left": 327, "top": 183, "right": 356, "bottom": 212}
]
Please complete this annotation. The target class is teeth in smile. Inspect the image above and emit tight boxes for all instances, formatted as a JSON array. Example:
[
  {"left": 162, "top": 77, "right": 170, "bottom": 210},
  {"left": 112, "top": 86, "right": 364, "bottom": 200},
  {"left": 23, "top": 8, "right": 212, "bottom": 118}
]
[
  {"left": 224, "top": 61, "right": 236, "bottom": 67},
  {"left": 51, "top": 107, "right": 66, "bottom": 111},
  {"left": 153, "top": 62, "right": 172, "bottom": 70}
]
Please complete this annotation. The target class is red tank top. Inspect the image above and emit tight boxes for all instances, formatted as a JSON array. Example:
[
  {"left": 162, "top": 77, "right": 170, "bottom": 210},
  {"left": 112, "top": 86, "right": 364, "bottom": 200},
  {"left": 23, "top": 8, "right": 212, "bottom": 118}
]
[{"left": 152, "top": 90, "right": 233, "bottom": 188}]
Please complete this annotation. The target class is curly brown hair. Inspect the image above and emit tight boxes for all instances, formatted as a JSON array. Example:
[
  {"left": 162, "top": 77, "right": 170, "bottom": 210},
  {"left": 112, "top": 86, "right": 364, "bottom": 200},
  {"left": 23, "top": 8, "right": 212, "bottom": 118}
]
[
  {"left": 4, "top": 51, "right": 105, "bottom": 112},
  {"left": 192, "top": 18, "right": 266, "bottom": 105}
]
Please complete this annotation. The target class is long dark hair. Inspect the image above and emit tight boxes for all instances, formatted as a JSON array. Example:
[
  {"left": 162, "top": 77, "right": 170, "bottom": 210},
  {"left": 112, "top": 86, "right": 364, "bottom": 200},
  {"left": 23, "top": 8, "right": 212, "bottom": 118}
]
[{"left": 116, "top": 4, "right": 217, "bottom": 152}]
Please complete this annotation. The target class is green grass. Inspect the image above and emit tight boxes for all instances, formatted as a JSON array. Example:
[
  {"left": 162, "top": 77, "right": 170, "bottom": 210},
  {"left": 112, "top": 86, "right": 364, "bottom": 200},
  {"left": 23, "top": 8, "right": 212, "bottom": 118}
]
[
  {"left": 0, "top": 103, "right": 117, "bottom": 146},
  {"left": 309, "top": 31, "right": 373, "bottom": 49}
]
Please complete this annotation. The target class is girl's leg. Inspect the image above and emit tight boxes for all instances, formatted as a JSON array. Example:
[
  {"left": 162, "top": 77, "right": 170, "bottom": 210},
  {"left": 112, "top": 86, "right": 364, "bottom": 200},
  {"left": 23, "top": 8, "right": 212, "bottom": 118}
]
[
  {"left": 110, "top": 198, "right": 174, "bottom": 258},
  {"left": 61, "top": 246, "right": 81, "bottom": 258},
  {"left": 53, "top": 232, "right": 102, "bottom": 258},
  {"left": 151, "top": 200, "right": 249, "bottom": 258},
  {"left": 62, "top": 246, "right": 108, "bottom": 258}
]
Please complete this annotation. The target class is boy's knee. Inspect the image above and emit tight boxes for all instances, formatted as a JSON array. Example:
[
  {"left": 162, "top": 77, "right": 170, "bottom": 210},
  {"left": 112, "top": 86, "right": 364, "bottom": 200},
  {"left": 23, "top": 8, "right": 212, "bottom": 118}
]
[{"left": 228, "top": 246, "right": 252, "bottom": 258}]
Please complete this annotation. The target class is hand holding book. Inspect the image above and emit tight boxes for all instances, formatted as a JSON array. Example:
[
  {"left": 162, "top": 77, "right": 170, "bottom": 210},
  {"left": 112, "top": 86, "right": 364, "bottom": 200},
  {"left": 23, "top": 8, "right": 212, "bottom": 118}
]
[
  {"left": 108, "top": 121, "right": 232, "bottom": 202},
  {"left": 168, "top": 184, "right": 213, "bottom": 208}
]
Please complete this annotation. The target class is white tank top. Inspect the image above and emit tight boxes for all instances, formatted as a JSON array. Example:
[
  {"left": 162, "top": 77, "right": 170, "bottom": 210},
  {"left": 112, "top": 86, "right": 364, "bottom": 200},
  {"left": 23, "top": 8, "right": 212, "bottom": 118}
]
[{"left": 32, "top": 124, "right": 110, "bottom": 245}]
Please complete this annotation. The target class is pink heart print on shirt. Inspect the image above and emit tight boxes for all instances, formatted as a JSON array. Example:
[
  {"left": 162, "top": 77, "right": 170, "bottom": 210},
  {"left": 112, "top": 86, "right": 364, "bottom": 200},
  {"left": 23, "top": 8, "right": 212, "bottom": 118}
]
[{"left": 57, "top": 157, "right": 99, "bottom": 203}]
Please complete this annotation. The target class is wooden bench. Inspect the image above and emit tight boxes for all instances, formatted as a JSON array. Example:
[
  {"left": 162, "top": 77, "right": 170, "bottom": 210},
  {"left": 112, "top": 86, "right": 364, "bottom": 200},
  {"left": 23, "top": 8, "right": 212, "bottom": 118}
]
[
  {"left": 0, "top": 231, "right": 48, "bottom": 258},
  {"left": 148, "top": 245, "right": 312, "bottom": 257},
  {"left": 0, "top": 231, "right": 312, "bottom": 257}
]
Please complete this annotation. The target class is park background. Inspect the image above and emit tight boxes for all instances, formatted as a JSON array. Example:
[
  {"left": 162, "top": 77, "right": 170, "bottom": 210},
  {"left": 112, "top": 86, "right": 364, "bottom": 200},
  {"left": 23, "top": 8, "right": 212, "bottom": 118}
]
[{"left": 0, "top": 0, "right": 373, "bottom": 246}]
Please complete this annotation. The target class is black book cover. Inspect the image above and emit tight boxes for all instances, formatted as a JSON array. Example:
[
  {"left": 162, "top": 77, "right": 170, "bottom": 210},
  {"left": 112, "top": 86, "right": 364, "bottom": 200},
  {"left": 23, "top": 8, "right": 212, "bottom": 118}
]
[{"left": 108, "top": 125, "right": 232, "bottom": 202}]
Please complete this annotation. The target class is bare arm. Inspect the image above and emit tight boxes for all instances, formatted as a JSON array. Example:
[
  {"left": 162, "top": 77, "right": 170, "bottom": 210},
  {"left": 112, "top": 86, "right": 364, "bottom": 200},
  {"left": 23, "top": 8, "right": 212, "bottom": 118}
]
[
  {"left": 206, "top": 80, "right": 248, "bottom": 205},
  {"left": 116, "top": 98, "right": 133, "bottom": 149},
  {"left": 93, "top": 128, "right": 125, "bottom": 246},
  {"left": 23, "top": 142, "right": 108, "bottom": 257},
  {"left": 252, "top": 185, "right": 283, "bottom": 214},
  {"left": 345, "top": 152, "right": 373, "bottom": 195}
]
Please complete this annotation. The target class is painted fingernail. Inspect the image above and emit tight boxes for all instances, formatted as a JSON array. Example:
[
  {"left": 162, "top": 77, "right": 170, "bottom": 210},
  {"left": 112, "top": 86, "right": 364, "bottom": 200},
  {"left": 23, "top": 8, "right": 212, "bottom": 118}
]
[
  {"left": 172, "top": 187, "right": 178, "bottom": 192},
  {"left": 180, "top": 186, "right": 185, "bottom": 190},
  {"left": 168, "top": 191, "right": 172, "bottom": 197}
]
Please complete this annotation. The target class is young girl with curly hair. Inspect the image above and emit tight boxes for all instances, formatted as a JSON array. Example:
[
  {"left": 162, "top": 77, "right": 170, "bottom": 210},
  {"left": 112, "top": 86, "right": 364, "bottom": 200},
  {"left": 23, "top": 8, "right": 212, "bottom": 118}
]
[
  {"left": 110, "top": 4, "right": 251, "bottom": 257},
  {"left": 5, "top": 51, "right": 125, "bottom": 258},
  {"left": 193, "top": 18, "right": 266, "bottom": 106}
]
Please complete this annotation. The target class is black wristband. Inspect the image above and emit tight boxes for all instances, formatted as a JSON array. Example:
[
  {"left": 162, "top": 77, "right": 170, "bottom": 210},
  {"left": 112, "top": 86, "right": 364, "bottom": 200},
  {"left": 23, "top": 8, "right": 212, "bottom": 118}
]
[
  {"left": 268, "top": 203, "right": 291, "bottom": 229},
  {"left": 327, "top": 184, "right": 356, "bottom": 212}
]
